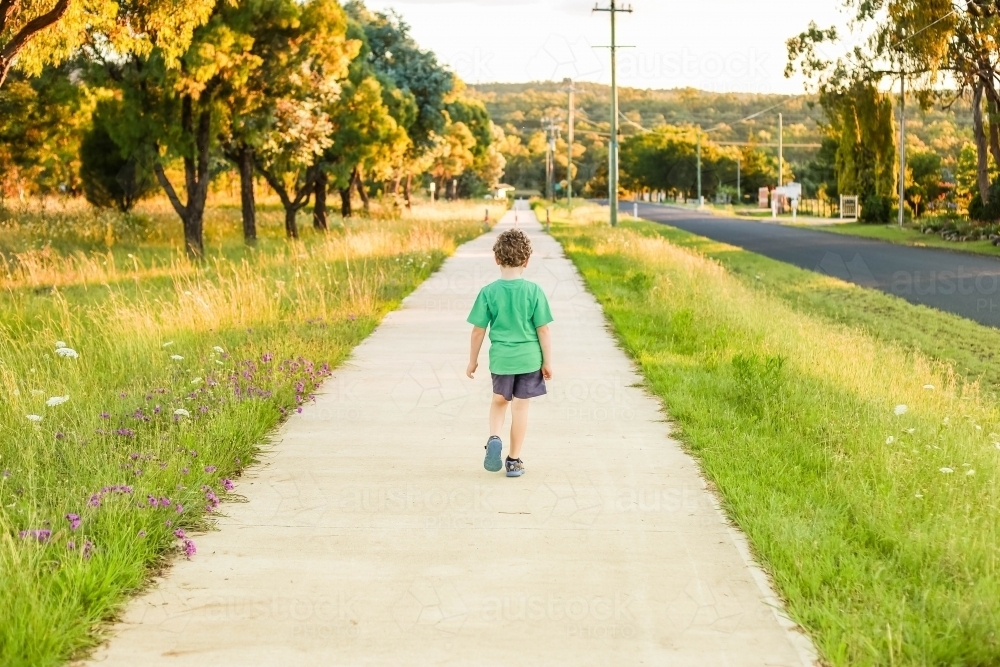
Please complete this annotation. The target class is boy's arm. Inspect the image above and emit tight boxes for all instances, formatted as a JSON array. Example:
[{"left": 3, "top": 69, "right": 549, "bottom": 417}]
[
  {"left": 467, "top": 326, "right": 487, "bottom": 378},
  {"left": 537, "top": 324, "right": 553, "bottom": 379}
]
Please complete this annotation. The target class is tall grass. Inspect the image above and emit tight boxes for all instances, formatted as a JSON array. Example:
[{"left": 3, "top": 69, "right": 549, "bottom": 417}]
[
  {"left": 0, "top": 197, "right": 500, "bottom": 666},
  {"left": 548, "top": 207, "right": 1000, "bottom": 666}
]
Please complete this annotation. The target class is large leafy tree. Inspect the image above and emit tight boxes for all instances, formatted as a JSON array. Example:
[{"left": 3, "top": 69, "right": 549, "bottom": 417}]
[
  {"left": 344, "top": 1, "right": 453, "bottom": 206},
  {"left": 227, "top": 0, "right": 358, "bottom": 239},
  {"left": 786, "top": 0, "right": 1000, "bottom": 210},
  {"left": 0, "top": 0, "right": 215, "bottom": 89},
  {"left": 107, "top": 3, "right": 259, "bottom": 259}
]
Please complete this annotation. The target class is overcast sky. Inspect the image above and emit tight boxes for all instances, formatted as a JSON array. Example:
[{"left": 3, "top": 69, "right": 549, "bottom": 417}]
[{"left": 364, "top": 0, "right": 853, "bottom": 94}]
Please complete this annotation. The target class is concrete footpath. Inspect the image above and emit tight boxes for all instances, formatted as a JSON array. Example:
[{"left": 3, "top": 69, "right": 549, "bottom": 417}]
[{"left": 88, "top": 202, "right": 817, "bottom": 666}]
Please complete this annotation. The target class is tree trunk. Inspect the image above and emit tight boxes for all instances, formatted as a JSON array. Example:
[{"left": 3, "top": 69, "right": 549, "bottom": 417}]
[
  {"left": 284, "top": 207, "right": 299, "bottom": 239},
  {"left": 988, "top": 95, "right": 1000, "bottom": 170},
  {"left": 238, "top": 145, "right": 257, "bottom": 244},
  {"left": 313, "top": 170, "right": 328, "bottom": 231},
  {"left": 153, "top": 95, "right": 210, "bottom": 260},
  {"left": 973, "top": 82, "right": 991, "bottom": 204},
  {"left": 353, "top": 167, "right": 370, "bottom": 215},
  {"left": 404, "top": 173, "right": 412, "bottom": 209},
  {"left": 340, "top": 186, "right": 353, "bottom": 218}
]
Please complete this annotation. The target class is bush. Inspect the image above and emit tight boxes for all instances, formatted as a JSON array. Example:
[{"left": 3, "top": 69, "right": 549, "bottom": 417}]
[
  {"left": 79, "top": 124, "right": 156, "bottom": 212},
  {"left": 967, "top": 180, "right": 1000, "bottom": 222},
  {"left": 859, "top": 193, "right": 892, "bottom": 223}
]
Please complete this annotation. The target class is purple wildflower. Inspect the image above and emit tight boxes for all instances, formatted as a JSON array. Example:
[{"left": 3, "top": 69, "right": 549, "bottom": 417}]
[
  {"left": 55, "top": 432, "right": 65, "bottom": 440},
  {"left": 204, "top": 465, "right": 217, "bottom": 473},
  {"left": 176, "top": 503, "right": 184, "bottom": 513},
  {"left": 182, "top": 467, "right": 189, "bottom": 475},
  {"left": 88, "top": 493, "right": 102, "bottom": 507},
  {"left": 20, "top": 529, "right": 52, "bottom": 543},
  {"left": 190, "top": 450, "right": 198, "bottom": 458},
  {"left": 165, "top": 520, "right": 172, "bottom": 527},
  {"left": 348, "top": 313, "right": 356, "bottom": 321},
  {"left": 138, "top": 530, "right": 146, "bottom": 537},
  {"left": 182, "top": 539, "right": 196, "bottom": 559},
  {"left": 160, "top": 497, "right": 171, "bottom": 506},
  {"left": 2, "top": 470, "right": 9, "bottom": 478},
  {"left": 296, "top": 407, "right": 303, "bottom": 414},
  {"left": 130, "top": 453, "right": 140, "bottom": 460},
  {"left": 262, "top": 352, "right": 273, "bottom": 363},
  {"left": 100, "top": 412, "right": 110, "bottom": 419},
  {"left": 82, "top": 540, "right": 94, "bottom": 559},
  {"left": 116, "top": 428, "right": 135, "bottom": 438},
  {"left": 148, "top": 495, "right": 158, "bottom": 507},
  {"left": 66, "top": 513, "right": 81, "bottom": 530},
  {"left": 174, "top": 529, "right": 186, "bottom": 539},
  {"left": 222, "top": 478, "right": 234, "bottom": 491},
  {"left": 67, "top": 540, "right": 75, "bottom": 550}
]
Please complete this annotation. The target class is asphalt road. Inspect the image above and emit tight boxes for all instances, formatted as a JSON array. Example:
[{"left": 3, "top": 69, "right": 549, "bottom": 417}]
[{"left": 617, "top": 202, "right": 1000, "bottom": 329}]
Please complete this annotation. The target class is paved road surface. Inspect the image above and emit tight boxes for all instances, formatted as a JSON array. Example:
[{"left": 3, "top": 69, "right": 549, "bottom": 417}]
[
  {"left": 87, "top": 202, "right": 815, "bottom": 667},
  {"left": 621, "top": 202, "right": 1000, "bottom": 328}
]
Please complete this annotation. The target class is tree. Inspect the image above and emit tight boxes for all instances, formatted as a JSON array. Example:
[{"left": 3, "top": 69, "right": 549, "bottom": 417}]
[
  {"left": 344, "top": 2, "right": 453, "bottom": 206},
  {"left": 786, "top": 0, "right": 1000, "bottom": 208},
  {"left": 905, "top": 150, "right": 943, "bottom": 217},
  {"left": 109, "top": 4, "right": 259, "bottom": 258},
  {"left": 0, "top": 63, "right": 88, "bottom": 198},
  {"left": 0, "top": 0, "right": 215, "bottom": 89},
  {"left": 79, "top": 115, "right": 156, "bottom": 211},
  {"left": 220, "top": 0, "right": 357, "bottom": 238}
]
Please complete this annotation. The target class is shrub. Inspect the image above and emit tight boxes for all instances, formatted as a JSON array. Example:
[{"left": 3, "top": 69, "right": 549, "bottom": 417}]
[{"left": 79, "top": 124, "right": 157, "bottom": 212}]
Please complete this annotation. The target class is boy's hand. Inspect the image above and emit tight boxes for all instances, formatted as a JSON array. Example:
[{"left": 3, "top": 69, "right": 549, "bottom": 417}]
[
  {"left": 541, "top": 363, "right": 553, "bottom": 380},
  {"left": 466, "top": 361, "right": 478, "bottom": 379}
]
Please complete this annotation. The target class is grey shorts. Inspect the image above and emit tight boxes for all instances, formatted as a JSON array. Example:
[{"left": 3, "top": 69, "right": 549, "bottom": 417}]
[{"left": 492, "top": 370, "right": 547, "bottom": 401}]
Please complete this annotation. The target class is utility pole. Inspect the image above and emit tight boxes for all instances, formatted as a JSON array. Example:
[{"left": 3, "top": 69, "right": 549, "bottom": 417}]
[
  {"left": 549, "top": 123, "right": 558, "bottom": 202},
  {"left": 778, "top": 112, "right": 784, "bottom": 187},
  {"left": 898, "top": 70, "right": 906, "bottom": 228},
  {"left": 594, "top": 1, "right": 633, "bottom": 227},
  {"left": 696, "top": 129, "right": 702, "bottom": 206},
  {"left": 541, "top": 116, "right": 554, "bottom": 201},
  {"left": 564, "top": 78, "right": 576, "bottom": 208},
  {"left": 737, "top": 154, "right": 741, "bottom": 204}
]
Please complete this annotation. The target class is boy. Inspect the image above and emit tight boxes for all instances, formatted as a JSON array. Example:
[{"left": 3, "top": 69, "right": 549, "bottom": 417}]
[{"left": 466, "top": 228, "right": 553, "bottom": 477}]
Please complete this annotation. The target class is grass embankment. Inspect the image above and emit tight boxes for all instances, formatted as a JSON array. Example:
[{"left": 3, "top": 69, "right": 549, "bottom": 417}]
[
  {"left": 816, "top": 222, "right": 1000, "bottom": 259},
  {"left": 0, "top": 198, "right": 502, "bottom": 666},
  {"left": 543, "top": 202, "right": 999, "bottom": 666}
]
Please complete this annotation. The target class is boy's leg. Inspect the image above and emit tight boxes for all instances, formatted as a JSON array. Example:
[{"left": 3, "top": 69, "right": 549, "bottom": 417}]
[
  {"left": 489, "top": 393, "right": 509, "bottom": 437},
  {"left": 508, "top": 398, "right": 530, "bottom": 460}
]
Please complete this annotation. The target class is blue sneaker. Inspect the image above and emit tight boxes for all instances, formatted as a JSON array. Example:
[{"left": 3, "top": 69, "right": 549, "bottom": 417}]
[
  {"left": 505, "top": 458, "right": 525, "bottom": 477},
  {"left": 484, "top": 436, "right": 503, "bottom": 472}
]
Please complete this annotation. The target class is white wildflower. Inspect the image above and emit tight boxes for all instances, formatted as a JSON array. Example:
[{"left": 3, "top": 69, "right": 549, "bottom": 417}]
[
  {"left": 975, "top": 424, "right": 982, "bottom": 431},
  {"left": 966, "top": 469, "right": 975, "bottom": 476},
  {"left": 923, "top": 384, "right": 934, "bottom": 390},
  {"left": 191, "top": 377, "right": 202, "bottom": 385},
  {"left": 216, "top": 360, "right": 224, "bottom": 365},
  {"left": 173, "top": 408, "right": 190, "bottom": 417},
  {"left": 905, "top": 428, "right": 915, "bottom": 434},
  {"left": 162, "top": 341, "right": 174, "bottom": 348},
  {"left": 26, "top": 414, "right": 42, "bottom": 422},
  {"left": 213, "top": 346, "right": 225, "bottom": 354},
  {"left": 30, "top": 389, "right": 43, "bottom": 396},
  {"left": 894, "top": 404, "right": 908, "bottom": 416},
  {"left": 55, "top": 341, "right": 66, "bottom": 349},
  {"left": 942, "top": 417, "right": 950, "bottom": 425},
  {"left": 45, "top": 395, "right": 69, "bottom": 407},
  {"left": 885, "top": 436, "right": 895, "bottom": 445},
  {"left": 55, "top": 347, "right": 79, "bottom": 358},
  {"left": 939, "top": 467, "right": 954, "bottom": 474},
  {"left": 170, "top": 355, "right": 184, "bottom": 361},
  {"left": 915, "top": 492, "right": 923, "bottom": 498}
]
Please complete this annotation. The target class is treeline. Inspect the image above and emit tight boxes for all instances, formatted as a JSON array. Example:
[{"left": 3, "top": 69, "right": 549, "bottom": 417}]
[
  {"left": 472, "top": 82, "right": 977, "bottom": 217},
  {"left": 0, "top": 0, "right": 505, "bottom": 257}
]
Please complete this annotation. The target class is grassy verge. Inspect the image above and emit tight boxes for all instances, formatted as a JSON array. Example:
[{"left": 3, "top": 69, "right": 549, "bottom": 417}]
[
  {"left": 816, "top": 222, "right": 1000, "bottom": 259},
  {"left": 542, "top": 202, "right": 1000, "bottom": 666},
  {"left": 0, "top": 198, "right": 501, "bottom": 666}
]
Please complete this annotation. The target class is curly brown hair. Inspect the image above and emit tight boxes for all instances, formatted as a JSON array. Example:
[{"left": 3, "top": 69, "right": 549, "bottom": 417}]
[{"left": 493, "top": 229, "right": 532, "bottom": 267}]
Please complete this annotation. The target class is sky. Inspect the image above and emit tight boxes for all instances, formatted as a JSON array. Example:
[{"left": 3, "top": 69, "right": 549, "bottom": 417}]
[{"left": 364, "top": 0, "right": 854, "bottom": 94}]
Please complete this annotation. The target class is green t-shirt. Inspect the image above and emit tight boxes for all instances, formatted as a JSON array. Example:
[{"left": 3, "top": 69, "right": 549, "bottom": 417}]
[{"left": 467, "top": 278, "right": 554, "bottom": 375}]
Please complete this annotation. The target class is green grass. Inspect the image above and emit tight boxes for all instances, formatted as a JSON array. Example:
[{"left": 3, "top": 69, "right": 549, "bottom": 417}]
[
  {"left": 816, "top": 222, "right": 1000, "bottom": 259},
  {"left": 0, "top": 197, "right": 500, "bottom": 665},
  {"left": 543, "top": 202, "right": 1000, "bottom": 666}
]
